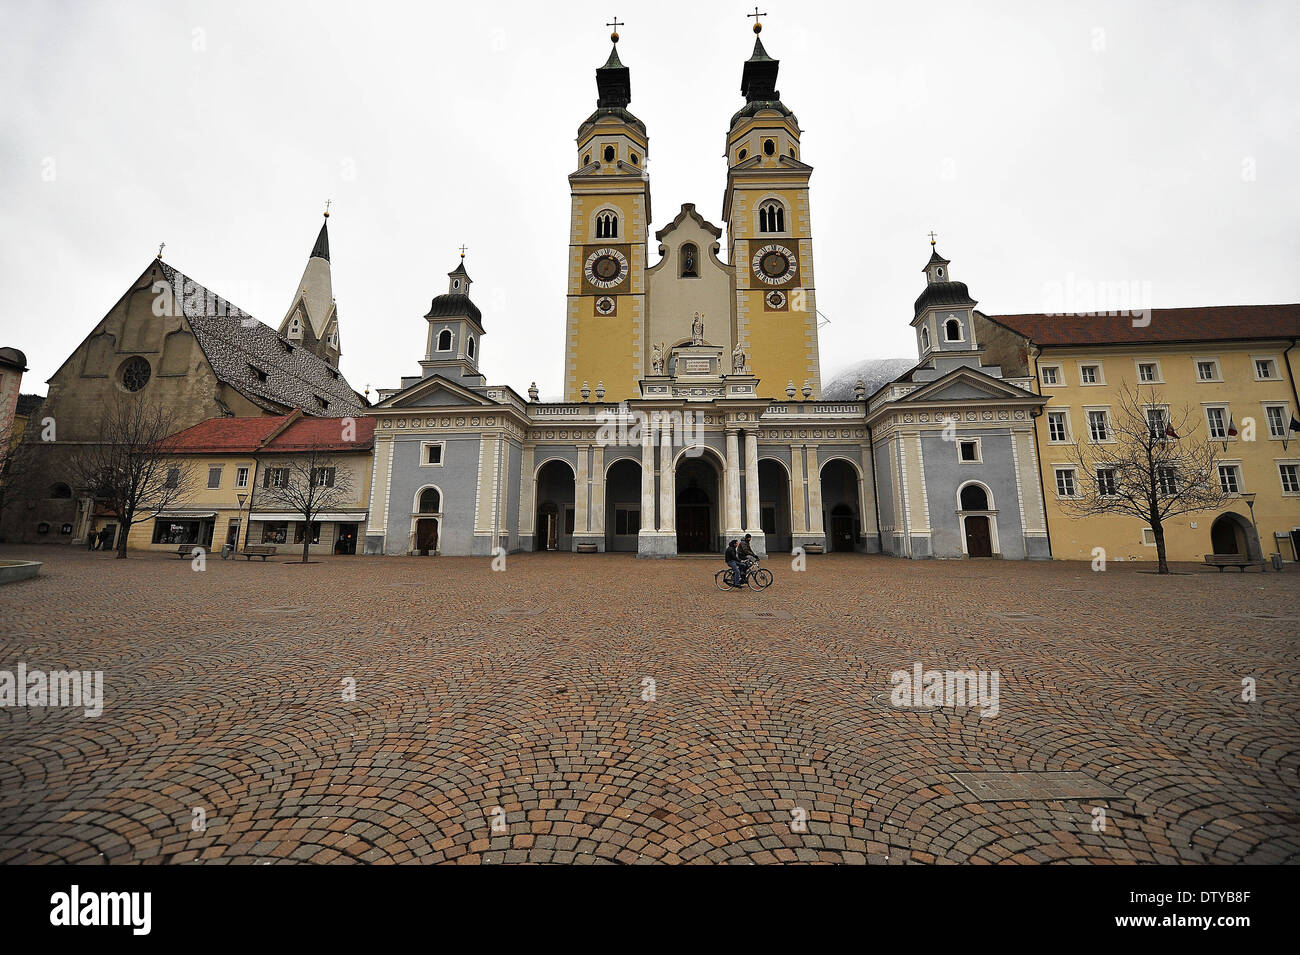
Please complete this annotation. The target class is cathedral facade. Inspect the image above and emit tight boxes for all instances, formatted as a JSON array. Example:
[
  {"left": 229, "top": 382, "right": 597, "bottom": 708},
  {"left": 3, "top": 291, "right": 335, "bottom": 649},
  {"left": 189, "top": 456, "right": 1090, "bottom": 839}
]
[{"left": 363, "top": 26, "right": 1053, "bottom": 561}]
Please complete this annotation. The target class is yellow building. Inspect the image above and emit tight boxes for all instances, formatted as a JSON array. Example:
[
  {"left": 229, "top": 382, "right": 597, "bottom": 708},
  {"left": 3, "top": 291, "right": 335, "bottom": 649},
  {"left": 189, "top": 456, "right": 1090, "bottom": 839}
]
[
  {"left": 988, "top": 306, "right": 1300, "bottom": 564},
  {"left": 118, "top": 411, "right": 375, "bottom": 555},
  {"left": 563, "top": 22, "right": 820, "bottom": 403}
]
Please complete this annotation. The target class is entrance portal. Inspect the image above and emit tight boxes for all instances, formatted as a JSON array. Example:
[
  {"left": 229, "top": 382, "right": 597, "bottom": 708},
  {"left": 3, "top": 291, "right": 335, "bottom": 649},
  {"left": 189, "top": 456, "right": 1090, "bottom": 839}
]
[
  {"left": 675, "top": 456, "right": 719, "bottom": 553},
  {"left": 1210, "top": 512, "right": 1260, "bottom": 559},
  {"left": 964, "top": 515, "right": 993, "bottom": 557},
  {"left": 415, "top": 518, "right": 438, "bottom": 555}
]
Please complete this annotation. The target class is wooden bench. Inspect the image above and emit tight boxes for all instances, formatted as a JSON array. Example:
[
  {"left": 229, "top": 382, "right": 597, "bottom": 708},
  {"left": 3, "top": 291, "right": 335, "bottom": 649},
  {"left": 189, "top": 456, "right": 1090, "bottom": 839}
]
[
  {"left": 174, "top": 545, "right": 205, "bottom": 558},
  {"left": 240, "top": 545, "right": 277, "bottom": 561},
  {"left": 1204, "top": 554, "right": 1266, "bottom": 572}
]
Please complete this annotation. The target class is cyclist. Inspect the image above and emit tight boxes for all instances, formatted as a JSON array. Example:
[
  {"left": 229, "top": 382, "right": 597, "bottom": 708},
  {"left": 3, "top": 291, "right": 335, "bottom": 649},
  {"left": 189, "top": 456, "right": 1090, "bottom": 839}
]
[
  {"left": 737, "top": 533, "right": 759, "bottom": 576},
  {"left": 724, "top": 539, "right": 744, "bottom": 588}
]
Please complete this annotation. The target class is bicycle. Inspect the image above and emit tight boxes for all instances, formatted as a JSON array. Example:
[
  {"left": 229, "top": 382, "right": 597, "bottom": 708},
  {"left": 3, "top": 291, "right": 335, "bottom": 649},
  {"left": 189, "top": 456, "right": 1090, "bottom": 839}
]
[{"left": 715, "top": 560, "right": 773, "bottom": 591}]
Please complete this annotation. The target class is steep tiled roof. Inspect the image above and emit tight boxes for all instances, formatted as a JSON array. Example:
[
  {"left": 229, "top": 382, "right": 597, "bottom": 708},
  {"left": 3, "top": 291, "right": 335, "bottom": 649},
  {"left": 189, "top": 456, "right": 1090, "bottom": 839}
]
[
  {"left": 161, "top": 412, "right": 374, "bottom": 454},
  {"left": 987, "top": 304, "right": 1300, "bottom": 346},
  {"left": 157, "top": 262, "right": 366, "bottom": 414}
]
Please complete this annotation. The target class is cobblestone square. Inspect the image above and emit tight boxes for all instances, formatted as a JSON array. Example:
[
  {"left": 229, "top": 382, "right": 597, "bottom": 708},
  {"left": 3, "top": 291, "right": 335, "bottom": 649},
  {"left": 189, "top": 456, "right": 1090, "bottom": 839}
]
[{"left": 1, "top": 546, "right": 1296, "bottom": 864}]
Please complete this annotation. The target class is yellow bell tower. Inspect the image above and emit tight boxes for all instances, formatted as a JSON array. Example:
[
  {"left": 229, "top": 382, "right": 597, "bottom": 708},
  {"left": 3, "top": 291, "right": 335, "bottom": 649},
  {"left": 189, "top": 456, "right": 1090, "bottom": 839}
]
[
  {"left": 563, "top": 25, "right": 651, "bottom": 402},
  {"left": 721, "top": 19, "right": 821, "bottom": 399}
]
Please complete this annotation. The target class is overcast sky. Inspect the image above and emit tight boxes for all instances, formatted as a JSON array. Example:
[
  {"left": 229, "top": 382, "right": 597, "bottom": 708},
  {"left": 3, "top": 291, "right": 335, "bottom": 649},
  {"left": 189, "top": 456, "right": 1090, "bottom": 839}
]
[{"left": 2, "top": 0, "right": 1296, "bottom": 401}]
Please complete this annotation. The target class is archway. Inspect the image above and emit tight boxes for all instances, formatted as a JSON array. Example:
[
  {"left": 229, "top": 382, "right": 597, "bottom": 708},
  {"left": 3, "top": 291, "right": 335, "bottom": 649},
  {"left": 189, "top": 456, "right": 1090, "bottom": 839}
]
[
  {"left": 820, "top": 458, "right": 862, "bottom": 552},
  {"left": 1210, "top": 512, "right": 1261, "bottom": 560},
  {"left": 675, "top": 453, "right": 721, "bottom": 553},
  {"left": 957, "top": 481, "right": 997, "bottom": 557},
  {"left": 758, "top": 459, "right": 792, "bottom": 553},
  {"left": 411, "top": 485, "right": 442, "bottom": 556},
  {"left": 605, "top": 458, "right": 642, "bottom": 552},
  {"left": 535, "top": 460, "right": 576, "bottom": 551}
]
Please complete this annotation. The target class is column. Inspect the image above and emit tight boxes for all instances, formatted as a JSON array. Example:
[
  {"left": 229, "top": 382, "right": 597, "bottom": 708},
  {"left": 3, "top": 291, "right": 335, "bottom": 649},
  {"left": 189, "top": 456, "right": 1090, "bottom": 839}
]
[
  {"left": 519, "top": 443, "right": 536, "bottom": 537},
  {"left": 790, "top": 444, "right": 806, "bottom": 533},
  {"left": 743, "top": 429, "right": 761, "bottom": 531},
  {"left": 658, "top": 422, "right": 675, "bottom": 532},
  {"left": 591, "top": 444, "right": 606, "bottom": 540},
  {"left": 640, "top": 422, "right": 656, "bottom": 532},
  {"left": 574, "top": 443, "right": 590, "bottom": 541},
  {"left": 807, "top": 444, "right": 825, "bottom": 536},
  {"left": 724, "top": 428, "right": 743, "bottom": 534}
]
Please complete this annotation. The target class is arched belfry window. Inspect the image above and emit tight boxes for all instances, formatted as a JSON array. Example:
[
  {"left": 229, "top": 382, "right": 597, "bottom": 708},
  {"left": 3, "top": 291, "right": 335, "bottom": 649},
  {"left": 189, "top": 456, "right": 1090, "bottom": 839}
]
[
  {"left": 467, "top": 336, "right": 476, "bottom": 359},
  {"left": 596, "top": 212, "right": 619, "bottom": 239},
  {"left": 437, "top": 329, "right": 453, "bottom": 351},
  {"left": 920, "top": 326, "right": 931, "bottom": 351},
  {"left": 758, "top": 201, "right": 785, "bottom": 233},
  {"left": 945, "top": 318, "right": 962, "bottom": 342},
  {"left": 680, "top": 243, "right": 699, "bottom": 277}
]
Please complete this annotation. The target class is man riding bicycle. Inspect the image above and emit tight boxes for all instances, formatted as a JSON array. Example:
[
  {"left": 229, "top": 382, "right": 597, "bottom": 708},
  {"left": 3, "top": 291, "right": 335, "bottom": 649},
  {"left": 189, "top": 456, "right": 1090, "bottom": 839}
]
[
  {"left": 737, "top": 533, "right": 759, "bottom": 575},
  {"left": 724, "top": 539, "right": 745, "bottom": 588}
]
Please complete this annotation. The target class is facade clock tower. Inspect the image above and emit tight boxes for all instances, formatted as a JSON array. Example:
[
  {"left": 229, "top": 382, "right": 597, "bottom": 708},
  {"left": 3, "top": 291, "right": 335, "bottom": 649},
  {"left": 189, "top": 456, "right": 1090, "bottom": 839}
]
[
  {"left": 722, "top": 21, "right": 821, "bottom": 398},
  {"left": 563, "top": 27, "right": 651, "bottom": 402}
]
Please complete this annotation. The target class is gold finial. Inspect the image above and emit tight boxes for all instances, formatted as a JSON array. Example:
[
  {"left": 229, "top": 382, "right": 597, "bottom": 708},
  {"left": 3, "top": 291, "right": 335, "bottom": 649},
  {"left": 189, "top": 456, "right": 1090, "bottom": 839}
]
[
  {"left": 607, "top": 16, "right": 623, "bottom": 43},
  {"left": 156, "top": 241, "right": 165, "bottom": 259},
  {"left": 928, "top": 230, "right": 937, "bottom": 247},
  {"left": 324, "top": 199, "right": 331, "bottom": 218},
  {"left": 748, "top": 6, "right": 765, "bottom": 32},
  {"left": 459, "top": 243, "right": 468, "bottom": 259}
]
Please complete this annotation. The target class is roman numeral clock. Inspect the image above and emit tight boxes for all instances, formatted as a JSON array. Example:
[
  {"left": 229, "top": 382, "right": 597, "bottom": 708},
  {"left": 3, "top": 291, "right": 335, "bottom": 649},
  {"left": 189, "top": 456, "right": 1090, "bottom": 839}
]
[
  {"left": 752, "top": 242, "right": 797, "bottom": 311},
  {"left": 583, "top": 245, "right": 629, "bottom": 316}
]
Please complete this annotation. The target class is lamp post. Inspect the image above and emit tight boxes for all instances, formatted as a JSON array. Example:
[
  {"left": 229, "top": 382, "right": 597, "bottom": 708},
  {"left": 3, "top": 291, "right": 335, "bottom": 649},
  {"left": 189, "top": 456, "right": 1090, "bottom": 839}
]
[
  {"left": 1241, "top": 491, "right": 1263, "bottom": 570},
  {"left": 236, "top": 493, "right": 247, "bottom": 556}
]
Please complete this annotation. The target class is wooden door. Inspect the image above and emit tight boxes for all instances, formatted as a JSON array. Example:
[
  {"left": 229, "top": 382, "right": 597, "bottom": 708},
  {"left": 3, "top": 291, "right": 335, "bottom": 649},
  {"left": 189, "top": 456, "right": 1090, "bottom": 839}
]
[
  {"left": 416, "top": 518, "right": 438, "bottom": 555},
  {"left": 677, "top": 505, "right": 712, "bottom": 552},
  {"left": 964, "top": 516, "right": 993, "bottom": 557}
]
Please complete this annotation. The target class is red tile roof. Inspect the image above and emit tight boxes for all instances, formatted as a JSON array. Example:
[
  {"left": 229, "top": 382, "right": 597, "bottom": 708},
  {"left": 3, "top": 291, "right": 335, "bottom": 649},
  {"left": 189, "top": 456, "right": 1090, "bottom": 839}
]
[
  {"left": 986, "top": 304, "right": 1300, "bottom": 347},
  {"left": 162, "top": 413, "right": 375, "bottom": 454}
]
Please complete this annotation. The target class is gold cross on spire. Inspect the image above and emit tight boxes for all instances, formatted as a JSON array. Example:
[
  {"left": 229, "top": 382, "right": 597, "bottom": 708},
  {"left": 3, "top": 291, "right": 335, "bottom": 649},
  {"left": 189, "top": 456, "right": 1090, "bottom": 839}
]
[
  {"left": 459, "top": 244, "right": 468, "bottom": 258},
  {"left": 157, "top": 241, "right": 165, "bottom": 259},
  {"left": 324, "top": 199, "right": 332, "bottom": 218},
  {"left": 928, "top": 231, "right": 938, "bottom": 247},
  {"left": 607, "top": 16, "right": 623, "bottom": 42},
  {"left": 748, "top": 6, "right": 766, "bottom": 32}
]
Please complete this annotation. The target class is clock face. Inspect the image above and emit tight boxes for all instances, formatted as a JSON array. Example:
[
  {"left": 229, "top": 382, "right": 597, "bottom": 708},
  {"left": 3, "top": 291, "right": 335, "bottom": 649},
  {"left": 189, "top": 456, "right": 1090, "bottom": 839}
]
[
  {"left": 765, "top": 290, "right": 788, "bottom": 310},
  {"left": 752, "top": 244, "right": 797, "bottom": 285},
  {"left": 595, "top": 295, "right": 616, "bottom": 315},
  {"left": 585, "top": 247, "right": 628, "bottom": 289}
]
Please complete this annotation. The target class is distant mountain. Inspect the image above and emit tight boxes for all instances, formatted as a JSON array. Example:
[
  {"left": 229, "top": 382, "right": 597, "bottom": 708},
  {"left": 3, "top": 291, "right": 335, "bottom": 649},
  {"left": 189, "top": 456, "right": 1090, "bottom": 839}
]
[{"left": 821, "top": 358, "right": 915, "bottom": 401}]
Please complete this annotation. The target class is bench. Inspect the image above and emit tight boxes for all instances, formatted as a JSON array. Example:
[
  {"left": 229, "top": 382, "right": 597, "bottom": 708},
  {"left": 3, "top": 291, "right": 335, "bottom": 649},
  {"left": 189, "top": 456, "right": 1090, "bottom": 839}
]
[
  {"left": 174, "top": 545, "right": 206, "bottom": 558},
  {"left": 240, "top": 545, "right": 277, "bottom": 561},
  {"left": 1203, "top": 554, "right": 1266, "bottom": 572}
]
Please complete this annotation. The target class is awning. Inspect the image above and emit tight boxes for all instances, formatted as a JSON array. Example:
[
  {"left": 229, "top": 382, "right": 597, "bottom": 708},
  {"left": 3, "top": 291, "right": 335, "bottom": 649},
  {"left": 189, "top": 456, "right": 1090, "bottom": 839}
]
[
  {"left": 152, "top": 511, "right": 217, "bottom": 519},
  {"left": 250, "top": 512, "right": 368, "bottom": 523}
]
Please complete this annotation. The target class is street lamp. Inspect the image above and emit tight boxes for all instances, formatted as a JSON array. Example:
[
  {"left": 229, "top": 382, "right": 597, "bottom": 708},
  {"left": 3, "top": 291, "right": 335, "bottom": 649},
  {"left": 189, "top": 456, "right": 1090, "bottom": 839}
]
[{"left": 1241, "top": 491, "right": 1263, "bottom": 570}]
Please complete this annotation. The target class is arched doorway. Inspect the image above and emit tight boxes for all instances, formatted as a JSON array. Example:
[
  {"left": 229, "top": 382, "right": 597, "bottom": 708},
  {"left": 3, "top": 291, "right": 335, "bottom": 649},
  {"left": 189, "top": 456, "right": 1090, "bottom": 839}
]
[
  {"left": 758, "top": 459, "right": 792, "bottom": 552},
  {"left": 412, "top": 486, "right": 441, "bottom": 556},
  {"left": 958, "top": 482, "right": 996, "bottom": 557},
  {"left": 675, "top": 454, "right": 720, "bottom": 553},
  {"left": 605, "top": 458, "right": 642, "bottom": 552},
  {"left": 820, "top": 458, "right": 862, "bottom": 552},
  {"left": 535, "top": 460, "right": 576, "bottom": 551},
  {"left": 1210, "top": 512, "right": 1261, "bottom": 559}
]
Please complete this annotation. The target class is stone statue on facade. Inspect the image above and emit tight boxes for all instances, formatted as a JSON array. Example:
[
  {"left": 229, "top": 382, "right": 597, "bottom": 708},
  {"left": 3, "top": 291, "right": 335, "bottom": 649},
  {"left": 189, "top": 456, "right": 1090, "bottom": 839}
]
[
  {"left": 651, "top": 342, "right": 665, "bottom": 375},
  {"left": 691, "top": 312, "right": 705, "bottom": 346},
  {"left": 731, "top": 343, "right": 746, "bottom": 374}
]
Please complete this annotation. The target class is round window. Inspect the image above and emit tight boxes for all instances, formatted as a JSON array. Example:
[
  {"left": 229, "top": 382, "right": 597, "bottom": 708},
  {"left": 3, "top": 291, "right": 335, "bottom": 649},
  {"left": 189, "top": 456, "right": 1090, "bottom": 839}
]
[
  {"left": 120, "top": 356, "right": 151, "bottom": 392},
  {"left": 738, "top": 149, "right": 747, "bottom": 161}
]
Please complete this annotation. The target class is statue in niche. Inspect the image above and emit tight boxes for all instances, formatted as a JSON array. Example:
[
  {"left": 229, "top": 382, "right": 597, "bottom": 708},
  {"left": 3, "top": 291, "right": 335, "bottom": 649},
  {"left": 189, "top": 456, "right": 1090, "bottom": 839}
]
[
  {"left": 651, "top": 342, "right": 665, "bottom": 375},
  {"left": 732, "top": 343, "right": 746, "bottom": 374},
  {"left": 691, "top": 312, "right": 705, "bottom": 346}
]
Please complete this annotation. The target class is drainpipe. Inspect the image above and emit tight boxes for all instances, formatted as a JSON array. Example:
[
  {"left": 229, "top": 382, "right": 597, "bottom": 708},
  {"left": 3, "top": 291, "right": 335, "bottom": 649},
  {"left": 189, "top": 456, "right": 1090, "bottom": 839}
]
[
  {"left": 1026, "top": 342, "right": 1054, "bottom": 559},
  {"left": 243, "top": 458, "right": 259, "bottom": 551}
]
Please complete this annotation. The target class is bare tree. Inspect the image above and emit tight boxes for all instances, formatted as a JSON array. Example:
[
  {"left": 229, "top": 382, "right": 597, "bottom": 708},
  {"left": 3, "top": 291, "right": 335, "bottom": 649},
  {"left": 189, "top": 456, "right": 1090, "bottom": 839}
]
[
  {"left": 0, "top": 437, "right": 42, "bottom": 528},
  {"left": 1059, "top": 381, "right": 1227, "bottom": 573},
  {"left": 251, "top": 445, "right": 355, "bottom": 563},
  {"left": 68, "top": 398, "right": 198, "bottom": 558}
]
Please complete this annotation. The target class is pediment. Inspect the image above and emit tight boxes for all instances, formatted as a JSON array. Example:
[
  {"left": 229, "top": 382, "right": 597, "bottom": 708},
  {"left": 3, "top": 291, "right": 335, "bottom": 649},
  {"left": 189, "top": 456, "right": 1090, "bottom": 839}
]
[
  {"left": 901, "top": 367, "right": 1034, "bottom": 404},
  {"left": 376, "top": 374, "right": 498, "bottom": 409}
]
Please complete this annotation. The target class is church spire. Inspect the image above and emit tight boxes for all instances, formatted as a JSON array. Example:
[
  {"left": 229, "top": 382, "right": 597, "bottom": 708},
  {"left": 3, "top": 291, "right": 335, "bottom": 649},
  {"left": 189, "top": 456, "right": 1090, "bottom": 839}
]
[
  {"left": 278, "top": 206, "right": 340, "bottom": 366},
  {"left": 595, "top": 20, "right": 631, "bottom": 109},
  {"left": 741, "top": 14, "right": 780, "bottom": 103}
]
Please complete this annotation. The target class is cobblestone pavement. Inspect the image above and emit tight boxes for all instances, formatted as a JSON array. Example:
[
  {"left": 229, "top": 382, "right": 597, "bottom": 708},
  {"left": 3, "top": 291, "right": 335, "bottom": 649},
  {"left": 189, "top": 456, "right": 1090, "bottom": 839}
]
[{"left": 1, "top": 545, "right": 1297, "bottom": 864}]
